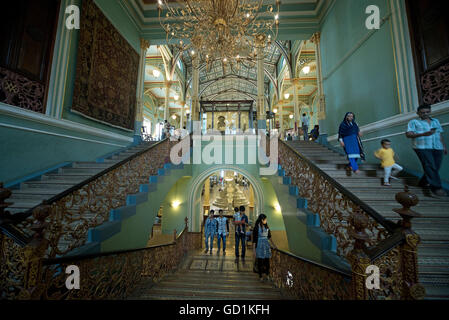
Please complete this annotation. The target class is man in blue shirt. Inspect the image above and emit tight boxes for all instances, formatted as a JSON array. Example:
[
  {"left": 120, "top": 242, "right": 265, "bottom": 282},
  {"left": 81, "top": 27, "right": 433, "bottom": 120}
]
[
  {"left": 216, "top": 209, "right": 229, "bottom": 255},
  {"left": 233, "top": 206, "right": 249, "bottom": 262},
  {"left": 204, "top": 210, "right": 217, "bottom": 254},
  {"left": 406, "top": 104, "right": 448, "bottom": 196}
]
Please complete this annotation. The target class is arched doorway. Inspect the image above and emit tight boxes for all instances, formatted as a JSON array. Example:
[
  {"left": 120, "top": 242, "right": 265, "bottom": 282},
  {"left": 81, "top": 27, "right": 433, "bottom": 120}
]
[{"left": 188, "top": 165, "right": 264, "bottom": 232}]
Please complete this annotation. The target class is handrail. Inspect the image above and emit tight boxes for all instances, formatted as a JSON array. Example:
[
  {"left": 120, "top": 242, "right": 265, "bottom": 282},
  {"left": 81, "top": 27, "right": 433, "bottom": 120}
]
[
  {"left": 0, "top": 138, "right": 170, "bottom": 253},
  {"left": 272, "top": 246, "right": 352, "bottom": 278},
  {"left": 9, "top": 139, "right": 168, "bottom": 224},
  {"left": 280, "top": 140, "right": 397, "bottom": 233}
]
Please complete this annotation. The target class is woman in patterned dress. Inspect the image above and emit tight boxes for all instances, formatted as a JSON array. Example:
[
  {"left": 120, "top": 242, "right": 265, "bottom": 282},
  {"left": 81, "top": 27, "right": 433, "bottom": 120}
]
[{"left": 252, "top": 214, "right": 277, "bottom": 282}]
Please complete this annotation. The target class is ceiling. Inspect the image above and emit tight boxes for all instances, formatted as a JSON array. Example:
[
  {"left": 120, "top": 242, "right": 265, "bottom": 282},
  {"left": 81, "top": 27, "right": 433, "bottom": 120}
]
[{"left": 121, "top": 0, "right": 334, "bottom": 43}]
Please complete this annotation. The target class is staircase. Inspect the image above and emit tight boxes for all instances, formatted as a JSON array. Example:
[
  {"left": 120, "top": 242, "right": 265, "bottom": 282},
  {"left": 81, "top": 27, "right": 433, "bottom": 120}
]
[
  {"left": 286, "top": 141, "right": 449, "bottom": 300},
  {"left": 128, "top": 249, "right": 286, "bottom": 300},
  {"left": 6, "top": 142, "right": 156, "bottom": 215}
]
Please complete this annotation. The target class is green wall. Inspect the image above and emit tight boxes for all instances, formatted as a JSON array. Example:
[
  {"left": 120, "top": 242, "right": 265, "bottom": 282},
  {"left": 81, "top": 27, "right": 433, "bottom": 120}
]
[
  {"left": 266, "top": 175, "right": 322, "bottom": 262},
  {"left": 101, "top": 166, "right": 192, "bottom": 252},
  {"left": 319, "top": 0, "right": 449, "bottom": 184},
  {"left": 60, "top": 0, "right": 140, "bottom": 137},
  {"left": 320, "top": 0, "right": 399, "bottom": 134},
  {"left": 0, "top": 103, "right": 131, "bottom": 184}
]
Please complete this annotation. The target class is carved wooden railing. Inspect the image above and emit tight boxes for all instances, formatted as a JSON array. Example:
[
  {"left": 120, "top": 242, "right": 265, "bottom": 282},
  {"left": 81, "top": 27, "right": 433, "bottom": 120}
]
[
  {"left": 276, "top": 140, "right": 425, "bottom": 299},
  {"left": 279, "top": 140, "right": 396, "bottom": 258},
  {"left": 270, "top": 248, "right": 352, "bottom": 299},
  {"left": 1, "top": 217, "right": 201, "bottom": 300},
  {"left": 1, "top": 139, "right": 171, "bottom": 259}
]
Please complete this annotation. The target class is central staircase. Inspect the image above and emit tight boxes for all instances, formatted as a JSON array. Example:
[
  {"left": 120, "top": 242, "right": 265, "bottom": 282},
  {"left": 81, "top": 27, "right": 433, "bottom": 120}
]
[
  {"left": 128, "top": 249, "right": 286, "bottom": 300},
  {"left": 286, "top": 141, "right": 449, "bottom": 300}
]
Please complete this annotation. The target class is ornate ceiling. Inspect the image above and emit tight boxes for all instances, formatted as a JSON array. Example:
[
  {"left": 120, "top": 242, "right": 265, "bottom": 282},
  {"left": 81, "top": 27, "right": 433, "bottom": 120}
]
[{"left": 121, "top": 0, "right": 334, "bottom": 42}]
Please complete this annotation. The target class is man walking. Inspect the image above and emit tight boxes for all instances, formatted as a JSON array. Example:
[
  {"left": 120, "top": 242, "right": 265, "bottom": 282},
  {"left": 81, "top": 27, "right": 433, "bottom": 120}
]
[
  {"left": 301, "top": 113, "right": 310, "bottom": 141},
  {"left": 216, "top": 209, "right": 229, "bottom": 255},
  {"left": 204, "top": 211, "right": 217, "bottom": 255},
  {"left": 233, "top": 206, "right": 249, "bottom": 262},
  {"left": 406, "top": 104, "right": 448, "bottom": 196}
]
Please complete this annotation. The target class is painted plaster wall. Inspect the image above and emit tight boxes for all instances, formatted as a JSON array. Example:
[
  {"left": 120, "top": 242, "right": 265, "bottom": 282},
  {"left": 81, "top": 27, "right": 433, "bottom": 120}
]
[
  {"left": 59, "top": 0, "right": 140, "bottom": 137},
  {"left": 318, "top": 0, "right": 449, "bottom": 183},
  {"left": 320, "top": 0, "right": 399, "bottom": 134},
  {"left": 0, "top": 103, "right": 131, "bottom": 184},
  {"left": 266, "top": 175, "right": 322, "bottom": 263},
  {"left": 100, "top": 165, "right": 192, "bottom": 252}
]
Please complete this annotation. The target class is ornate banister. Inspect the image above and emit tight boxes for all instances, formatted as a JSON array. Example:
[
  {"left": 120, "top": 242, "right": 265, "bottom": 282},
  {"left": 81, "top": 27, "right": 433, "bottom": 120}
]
[
  {"left": 277, "top": 140, "right": 424, "bottom": 299},
  {"left": 1, "top": 217, "right": 201, "bottom": 300},
  {"left": 1, "top": 139, "right": 171, "bottom": 258}
]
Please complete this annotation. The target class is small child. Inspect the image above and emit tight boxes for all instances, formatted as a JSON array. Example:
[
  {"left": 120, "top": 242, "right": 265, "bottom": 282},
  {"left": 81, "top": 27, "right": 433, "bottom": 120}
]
[{"left": 374, "top": 139, "right": 403, "bottom": 186}]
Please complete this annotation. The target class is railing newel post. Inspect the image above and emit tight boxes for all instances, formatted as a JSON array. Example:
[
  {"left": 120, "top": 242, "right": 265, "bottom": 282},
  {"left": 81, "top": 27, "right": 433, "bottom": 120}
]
[
  {"left": 347, "top": 210, "right": 370, "bottom": 300},
  {"left": 393, "top": 186, "right": 425, "bottom": 300}
]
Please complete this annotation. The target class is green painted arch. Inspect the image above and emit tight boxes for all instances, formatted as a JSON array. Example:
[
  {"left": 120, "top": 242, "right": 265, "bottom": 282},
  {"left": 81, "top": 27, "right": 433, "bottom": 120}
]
[{"left": 188, "top": 165, "right": 265, "bottom": 232}]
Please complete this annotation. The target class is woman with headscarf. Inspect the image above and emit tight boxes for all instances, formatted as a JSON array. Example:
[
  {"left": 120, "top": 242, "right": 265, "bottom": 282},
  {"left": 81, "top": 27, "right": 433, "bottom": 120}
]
[
  {"left": 338, "top": 112, "right": 365, "bottom": 174},
  {"left": 252, "top": 214, "right": 277, "bottom": 282}
]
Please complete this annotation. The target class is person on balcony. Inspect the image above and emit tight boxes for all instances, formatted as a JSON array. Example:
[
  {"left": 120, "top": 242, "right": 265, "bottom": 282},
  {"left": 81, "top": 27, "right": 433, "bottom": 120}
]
[
  {"left": 252, "top": 214, "right": 277, "bottom": 282},
  {"left": 301, "top": 113, "right": 310, "bottom": 141},
  {"left": 338, "top": 112, "right": 365, "bottom": 175},
  {"left": 309, "top": 125, "right": 320, "bottom": 141},
  {"left": 216, "top": 209, "right": 229, "bottom": 255},
  {"left": 406, "top": 104, "right": 448, "bottom": 196},
  {"left": 204, "top": 210, "right": 217, "bottom": 255}
]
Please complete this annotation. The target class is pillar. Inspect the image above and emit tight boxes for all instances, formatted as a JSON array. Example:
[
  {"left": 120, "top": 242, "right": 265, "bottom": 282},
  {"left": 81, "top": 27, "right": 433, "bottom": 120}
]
[
  {"left": 191, "top": 55, "right": 200, "bottom": 132},
  {"left": 279, "top": 103, "right": 284, "bottom": 139},
  {"left": 203, "top": 178, "right": 210, "bottom": 214},
  {"left": 134, "top": 39, "right": 150, "bottom": 145},
  {"left": 256, "top": 37, "right": 266, "bottom": 130},
  {"left": 164, "top": 81, "right": 172, "bottom": 122},
  {"left": 311, "top": 32, "right": 326, "bottom": 121},
  {"left": 292, "top": 78, "right": 300, "bottom": 137},
  {"left": 180, "top": 101, "right": 185, "bottom": 128}
]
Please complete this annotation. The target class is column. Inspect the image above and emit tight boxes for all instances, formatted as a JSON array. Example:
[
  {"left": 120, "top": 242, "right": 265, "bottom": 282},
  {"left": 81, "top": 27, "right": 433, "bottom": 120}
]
[
  {"left": 134, "top": 38, "right": 150, "bottom": 144},
  {"left": 311, "top": 32, "right": 326, "bottom": 121},
  {"left": 164, "top": 81, "right": 172, "bottom": 122},
  {"left": 238, "top": 104, "right": 241, "bottom": 129},
  {"left": 191, "top": 55, "right": 200, "bottom": 132},
  {"left": 203, "top": 177, "right": 210, "bottom": 214},
  {"left": 180, "top": 101, "right": 185, "bottom": 128},
  {"left": 292, "top": 78, "right": 300, "bottom": 137},
  {"left": 256, "top": 36, "right": 266, "bottom": 130},
  {"left": 279, "top": 103, "right": 284, "bottom": 139}
]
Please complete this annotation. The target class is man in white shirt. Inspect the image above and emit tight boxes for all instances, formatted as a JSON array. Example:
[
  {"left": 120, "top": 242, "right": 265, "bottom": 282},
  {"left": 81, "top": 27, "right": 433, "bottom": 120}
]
[
  {"left": 301, "top": 113, "right": 310, "bottom": 141},
  {"left": 406, "top": 104, "right": 447, "bottom": 196}
]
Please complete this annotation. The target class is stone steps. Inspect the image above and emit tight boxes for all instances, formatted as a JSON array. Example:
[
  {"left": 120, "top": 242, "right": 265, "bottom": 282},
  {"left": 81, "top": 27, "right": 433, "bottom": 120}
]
[
  {"left": 130, "top": 265, "right": 284, "bottom": 300},
  {"left": 286, "top": 141, "right": 449, "bottom": 300}
]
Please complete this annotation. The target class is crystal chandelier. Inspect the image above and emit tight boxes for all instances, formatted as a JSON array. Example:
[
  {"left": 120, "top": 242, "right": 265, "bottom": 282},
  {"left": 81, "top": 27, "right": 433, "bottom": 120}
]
[{"left": 157, "top": 0, "right": 280, "bottom": 69}]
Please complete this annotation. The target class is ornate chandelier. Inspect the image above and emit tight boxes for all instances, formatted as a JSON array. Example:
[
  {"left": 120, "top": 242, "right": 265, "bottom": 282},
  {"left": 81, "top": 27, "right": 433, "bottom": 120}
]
[{"left": 157, "top": 0, "right": 280, "bottom": 69}]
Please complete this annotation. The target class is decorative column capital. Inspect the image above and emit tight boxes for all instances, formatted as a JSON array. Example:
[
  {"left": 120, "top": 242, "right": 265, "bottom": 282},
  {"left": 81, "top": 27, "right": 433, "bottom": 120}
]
[
  {"left": 311, "top": 32, "right": 321, "bottom": 44},
  {"left": 164, "top": 81, "right": 173, "bottom": 88},
  {"left": 140, "top": 39, "right": 150, "bottom": 51}
]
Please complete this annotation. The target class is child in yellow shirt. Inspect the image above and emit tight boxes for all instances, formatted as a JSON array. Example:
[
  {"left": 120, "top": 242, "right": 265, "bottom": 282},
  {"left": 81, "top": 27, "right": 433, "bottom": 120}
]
[{"left": 374, "top": 139, "right": 403, "bottom": 186}]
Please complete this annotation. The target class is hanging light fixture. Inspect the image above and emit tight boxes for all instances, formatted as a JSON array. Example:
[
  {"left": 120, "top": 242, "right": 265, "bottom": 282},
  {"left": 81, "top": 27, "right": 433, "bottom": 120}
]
[
  {"left": 157, "top": 0, "right": 281, "bottom": 69},
  {"left": 302, "top": 66, "right": 311, "bottom": 74},
  {"left": 153, "top": 69, "right": 161, "bottom": 78},
  {"left": 284, "top": 93, "right": 290, "bottom": 100}
]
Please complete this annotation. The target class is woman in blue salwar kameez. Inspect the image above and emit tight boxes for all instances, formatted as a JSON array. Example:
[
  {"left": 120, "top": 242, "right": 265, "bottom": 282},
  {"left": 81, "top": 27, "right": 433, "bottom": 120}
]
[{"left": 338, "top": 112, "right": 365, "bottom": 174}]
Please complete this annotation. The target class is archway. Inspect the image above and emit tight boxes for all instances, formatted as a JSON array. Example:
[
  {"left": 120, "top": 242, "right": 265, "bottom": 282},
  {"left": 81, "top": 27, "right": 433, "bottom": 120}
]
[{"left": 188, "top": 165, "right": 264, "bottom": 232}]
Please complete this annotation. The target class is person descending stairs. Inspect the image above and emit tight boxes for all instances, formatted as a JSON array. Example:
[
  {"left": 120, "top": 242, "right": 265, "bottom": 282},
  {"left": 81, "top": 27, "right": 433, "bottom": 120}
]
[
  {"left": 128, "top": 220, "right": 287, "bottom": 300},
  {"left": 286, "top": 140, "right": 449, "bottom": 300}
]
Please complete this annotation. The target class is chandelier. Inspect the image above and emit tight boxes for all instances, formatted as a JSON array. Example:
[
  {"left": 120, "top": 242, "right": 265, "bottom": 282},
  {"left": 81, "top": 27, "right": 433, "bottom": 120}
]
[{"left": 157, "top": 0, "right": 280, "bottom": 69}]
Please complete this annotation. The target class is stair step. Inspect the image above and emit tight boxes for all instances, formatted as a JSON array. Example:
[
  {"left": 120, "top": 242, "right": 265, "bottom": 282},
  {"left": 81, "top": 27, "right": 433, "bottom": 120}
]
[
  {"left": 137, "top": 287, "right": 282, "bottom": 300},
  {"left": 59, "top": 168, "right": 104, "bottom": 175},
  {"left": 22, "top": 181, "right": 76, "bottom": 189},
  {"left": 42, "top": 174, "right": 91, "bottom": 181},
  {"left": 72, "top": 162, "right": 112, "bottom": 169}
]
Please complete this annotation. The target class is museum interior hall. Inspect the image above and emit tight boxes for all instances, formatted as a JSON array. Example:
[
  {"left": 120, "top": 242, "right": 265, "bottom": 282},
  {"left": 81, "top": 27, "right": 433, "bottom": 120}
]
[{"left": 1, "top": 0, "right": 449, "bottom": 300}]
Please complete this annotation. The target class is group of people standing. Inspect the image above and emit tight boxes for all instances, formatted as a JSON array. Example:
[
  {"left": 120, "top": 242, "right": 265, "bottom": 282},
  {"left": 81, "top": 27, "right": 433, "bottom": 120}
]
[
  {"left": 203, "top": 207, "right": 276, "bottom": 282},
  {"left": 338, "top": 104, "right": 447, "bottom": 196}
]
